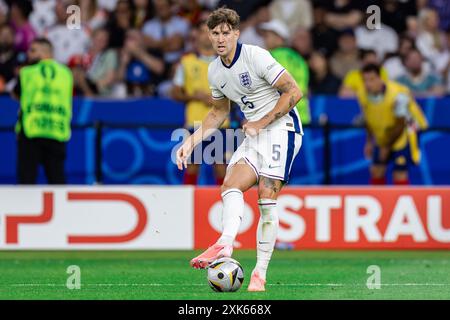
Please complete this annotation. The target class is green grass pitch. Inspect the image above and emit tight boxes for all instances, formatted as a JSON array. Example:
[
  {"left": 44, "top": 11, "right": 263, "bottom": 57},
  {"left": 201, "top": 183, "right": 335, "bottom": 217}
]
[{"left": 0, "top": 250, "right": 449, "bottom": 300}]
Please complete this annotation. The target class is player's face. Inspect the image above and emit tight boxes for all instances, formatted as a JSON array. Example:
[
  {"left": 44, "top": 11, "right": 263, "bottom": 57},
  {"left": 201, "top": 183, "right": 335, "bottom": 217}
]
[
  {"left": 362, "top": 72, "right": 383, "bottom": 94},
  {"left": 208, "top": 23, "right": 240, "bottom": 58}
]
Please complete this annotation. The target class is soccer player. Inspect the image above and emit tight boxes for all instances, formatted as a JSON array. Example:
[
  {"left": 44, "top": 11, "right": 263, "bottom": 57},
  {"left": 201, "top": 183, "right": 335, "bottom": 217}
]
[
  {"left": 359, "top": 64, "right": 428, "bottom": 185},
  {"left": 176, "top": 8, "right": 303, "bottom": 292}
]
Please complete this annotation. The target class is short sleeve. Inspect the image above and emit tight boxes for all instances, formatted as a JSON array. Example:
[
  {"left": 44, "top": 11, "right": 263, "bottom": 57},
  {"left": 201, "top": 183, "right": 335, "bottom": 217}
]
[
  {"left": 172, "top": 63, "right": 185, "bottom": 87},
  {"left": 208, "top": 65, "right": 225, "bottom": 100},
  {"left": 253, "top": 47, "right": 286, "bottom": 86},
  {"left": 394, "top": 93, "right": 410, "bottom": 118}
]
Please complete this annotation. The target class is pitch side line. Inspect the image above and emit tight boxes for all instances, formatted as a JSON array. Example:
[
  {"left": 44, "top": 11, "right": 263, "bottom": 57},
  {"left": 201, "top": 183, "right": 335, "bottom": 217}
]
[{"left": 4, "top": 283, "right": 450, "bottom": 287}]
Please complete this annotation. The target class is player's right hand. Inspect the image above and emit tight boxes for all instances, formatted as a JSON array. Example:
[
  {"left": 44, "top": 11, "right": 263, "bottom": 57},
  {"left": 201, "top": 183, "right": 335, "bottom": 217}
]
[{"left": 176, "top": 143, "right": 193, "bottom": 170}]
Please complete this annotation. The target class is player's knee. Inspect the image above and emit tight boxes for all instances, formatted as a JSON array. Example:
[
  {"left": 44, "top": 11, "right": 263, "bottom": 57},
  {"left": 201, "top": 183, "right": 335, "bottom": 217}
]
[
  {"left": 393, "top": 170, "right": 408, "bottom": 180},
  {"left": 258, "top": 177, "right": 281, "bottom": 200},
  {"left": 258, "top": 187, "right": 276, "bottom": 200},
  {"left": 220, "top": 176, "right": 237, "bottom": 194},
  {"left": 370, "top": 165, "right": 386, "bottom": 178}
]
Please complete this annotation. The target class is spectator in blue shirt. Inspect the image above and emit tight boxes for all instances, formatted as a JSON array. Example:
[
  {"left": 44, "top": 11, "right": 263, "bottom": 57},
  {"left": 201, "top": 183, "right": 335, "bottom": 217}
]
[{"left": 396, "top": 48, "right": 445, "bottom": 97}]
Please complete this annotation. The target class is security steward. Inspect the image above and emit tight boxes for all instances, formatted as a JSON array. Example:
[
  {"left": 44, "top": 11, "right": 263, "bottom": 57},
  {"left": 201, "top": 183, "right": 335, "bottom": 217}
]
[{"left": 13, "top": 38, "right": 73, "bottom": 184}]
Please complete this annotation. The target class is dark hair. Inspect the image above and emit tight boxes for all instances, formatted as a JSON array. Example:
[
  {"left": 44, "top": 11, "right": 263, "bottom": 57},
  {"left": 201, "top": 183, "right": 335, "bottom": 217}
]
[
  {"left": 206, "top": 7, "right": 240, "bottom": 30},
  {"left": 361, "top": 63, "right": 381, "bottom": 76},
  {"left": 31, "top": 37, "right": 53, "bottom": 52},
  {"left": 359, "top": 49, "right": 377, "bottom": 60},
  {"left": 402, "top": 47, "right": 422, "bottom": 64},
  {"left": 11, "top": 0, "right": 33, "bottom": 19}
]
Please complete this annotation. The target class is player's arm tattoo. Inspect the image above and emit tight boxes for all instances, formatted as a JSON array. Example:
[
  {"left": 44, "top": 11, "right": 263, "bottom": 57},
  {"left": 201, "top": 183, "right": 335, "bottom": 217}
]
[
  {"left": 277, "top": 81, "right": 297, "bottom": 108},
  {"left": 203, "top": 98, "right": 231, "bottom": 129},
  {"left": 259, "top": 72, "right": 302, "bottom": 127}
]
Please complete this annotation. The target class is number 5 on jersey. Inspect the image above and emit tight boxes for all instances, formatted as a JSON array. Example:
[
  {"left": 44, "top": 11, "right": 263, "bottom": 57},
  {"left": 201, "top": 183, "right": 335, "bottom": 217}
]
[{"left": 241, "top": 95, "right": 255, "bottom": 109}]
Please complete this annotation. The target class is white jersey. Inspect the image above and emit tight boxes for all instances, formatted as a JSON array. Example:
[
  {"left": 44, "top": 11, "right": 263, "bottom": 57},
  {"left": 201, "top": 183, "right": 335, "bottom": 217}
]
[{"left": 208, "top": 43, "right": 303, "bottom": 134}]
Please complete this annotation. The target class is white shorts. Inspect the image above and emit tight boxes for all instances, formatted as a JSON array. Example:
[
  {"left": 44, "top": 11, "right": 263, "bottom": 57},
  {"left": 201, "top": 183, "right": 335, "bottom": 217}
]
[{"left": 228, "top": 129, "right": 302, "bottom": 183}]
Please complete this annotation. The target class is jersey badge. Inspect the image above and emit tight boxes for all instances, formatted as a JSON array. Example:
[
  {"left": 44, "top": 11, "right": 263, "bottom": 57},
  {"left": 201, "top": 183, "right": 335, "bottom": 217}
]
[{"left": 239, "top": 71, "right": 252, "bottom": 89}]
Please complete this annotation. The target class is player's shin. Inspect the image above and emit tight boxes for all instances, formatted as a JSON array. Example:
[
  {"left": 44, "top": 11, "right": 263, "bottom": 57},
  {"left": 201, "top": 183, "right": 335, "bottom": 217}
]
[
  {"left": 217, "top": 188, "right": 244, "bottom": 246},
  {"left": 255, "top": 198, "right": 279, "bottom": 280}
]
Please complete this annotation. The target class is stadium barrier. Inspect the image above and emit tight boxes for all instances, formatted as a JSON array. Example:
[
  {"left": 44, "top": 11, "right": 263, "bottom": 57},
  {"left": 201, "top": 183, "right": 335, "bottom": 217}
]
[
  {"left": 1, "top": 121, "right": 450, "bottom": 185},
  {"left": 1, "top": 96, "right": 450, "bottom": 185},
  {"left": 0, "top": 186, "right": 449, "bottom": 250}
]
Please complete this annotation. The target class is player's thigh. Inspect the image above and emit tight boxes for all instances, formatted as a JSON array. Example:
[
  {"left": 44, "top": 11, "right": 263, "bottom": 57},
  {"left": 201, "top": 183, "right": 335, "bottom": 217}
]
[
  {"left": 221, "top": 158, "right": 257, "bottom": 193},
  {"left": 258, "top": 175, "right": 283, "bottom": 200}
]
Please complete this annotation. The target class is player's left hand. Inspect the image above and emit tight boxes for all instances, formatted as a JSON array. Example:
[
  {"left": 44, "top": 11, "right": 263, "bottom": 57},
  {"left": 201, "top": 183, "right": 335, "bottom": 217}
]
[{"left": 242, "top": 121, "right": 264, "bottom": 137}]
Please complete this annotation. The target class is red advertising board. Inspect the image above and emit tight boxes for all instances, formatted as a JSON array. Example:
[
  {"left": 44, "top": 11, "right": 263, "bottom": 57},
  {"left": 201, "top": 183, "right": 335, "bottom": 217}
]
[{"left": 194, "top": 187, "right": 450, "bottom": 249}]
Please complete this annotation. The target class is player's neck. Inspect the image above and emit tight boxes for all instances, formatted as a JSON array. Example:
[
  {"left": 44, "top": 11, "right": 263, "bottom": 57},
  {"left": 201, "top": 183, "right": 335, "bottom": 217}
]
[{"left": 220, "top": 43, "right": 238, "bottom": 66}]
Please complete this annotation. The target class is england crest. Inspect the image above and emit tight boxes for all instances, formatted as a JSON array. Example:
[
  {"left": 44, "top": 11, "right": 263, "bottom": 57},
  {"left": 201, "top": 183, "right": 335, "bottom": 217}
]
[{"left": 239, "top": 71, "right": 252, "bottom": 88}]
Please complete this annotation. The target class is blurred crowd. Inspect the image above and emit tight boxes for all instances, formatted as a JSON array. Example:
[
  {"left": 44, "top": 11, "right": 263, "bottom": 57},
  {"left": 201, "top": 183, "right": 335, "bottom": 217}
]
[{"left": 1, "top": 0, "right": 450, "bottom": 99}]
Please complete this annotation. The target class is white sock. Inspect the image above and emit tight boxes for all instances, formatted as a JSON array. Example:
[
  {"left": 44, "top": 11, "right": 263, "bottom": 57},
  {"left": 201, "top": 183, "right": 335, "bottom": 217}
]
[
  {"left": 255, "top": 198, "right": 279, "bottom": 280},
  {"left": 217, "top": 188, "right": 244, "bottom": 246}
]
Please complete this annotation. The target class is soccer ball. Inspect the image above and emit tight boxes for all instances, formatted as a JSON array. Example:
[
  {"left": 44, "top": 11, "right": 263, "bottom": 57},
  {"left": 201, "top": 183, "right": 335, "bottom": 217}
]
[{"left": 207, "top": 257, "right": 244, "bottom": 292}]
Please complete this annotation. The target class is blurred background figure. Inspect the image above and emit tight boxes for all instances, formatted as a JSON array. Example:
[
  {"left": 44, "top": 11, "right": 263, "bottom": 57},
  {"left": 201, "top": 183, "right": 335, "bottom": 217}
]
[
  {"left": 75, "top": 0, "right": 108, "bottom": 32},
  {"left": 10, "top": 0, "right": 36, "bottom": 54},
  {"left": 329, "top": 29, "right": 360, "bottom": 80},
  {"left": 308, "top": 50, "right": 341, "bottom": 95},
  {"left": 175, "top": 0, "right": 203, "bottom": 25},
  {"left": 291, "top": 27, "right": 313, "bottom": 61},
  {"left": 396, "top": 48, "right": 445, "bottom": 97},
  {"left": 269, "top": 0, "right": 313, "bottom": 38},
  {"left": 105, "top": 0, "right": 135, "bottom": 49},
  {"left": 0, "top": 24, "right": 19, "bottom": 94},
  {"left": 310, "top": 3, "right": 337, "bottom": 58},
  {"left": 321, "top": 0, "right": 364, "bottom": 33},
  {"left": 416, "top": 8, "right": 450, "bottom": 74},
  {"left": 133, "top": 0, "right": 154, "bottom": 29},
  {"left": 0, "top": 0, "right": 7, "bottom": 25},
  {"left": 238, "top": 2, "right": 270, "bottom": 47},
  {"left": 142, "top": 0, "right": 190, "bottom": 65},
  {"left": 217, "top": 0, "right": 261, "bottom": 24},
  {"left": 71, "top": 28, "right": 118, "bottom": 97},
  {"left": 384, "top": 34, "right": 421, "bottom": 80},
  {"left": 427, "top": 0, "right": 450, "bottom": 32},
  {"left": 44, "top": 0, "right": 90, "bottom": 65},
  {"left": 358, "top": 64, "right": 428, "bottom": 186},
  {"left": 260, "top": 19, "right": 310, "bottom": 124},
  {"left": 379, "top": 0, "right": 418, "bottom": 35},
  {"left": 117, "top": 28, "right": 165, "bottom": 96},
  {"left": 29, "top": 0, "right": 57, "bottom": 36},
  {"left": 13, "top": 38, "right": 73, "bottom": 184},
  {"left": 355, "top": 9, "right": 399, "bottom": 61},
  {"left": 170, "top": 19, "right": 228, "bottom": 185}
]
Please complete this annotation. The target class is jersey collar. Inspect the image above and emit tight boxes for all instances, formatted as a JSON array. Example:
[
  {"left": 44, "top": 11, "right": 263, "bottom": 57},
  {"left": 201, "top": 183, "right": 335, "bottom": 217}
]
[{"left": 221, "top": 42, "right": 242, "bottom": 69}]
